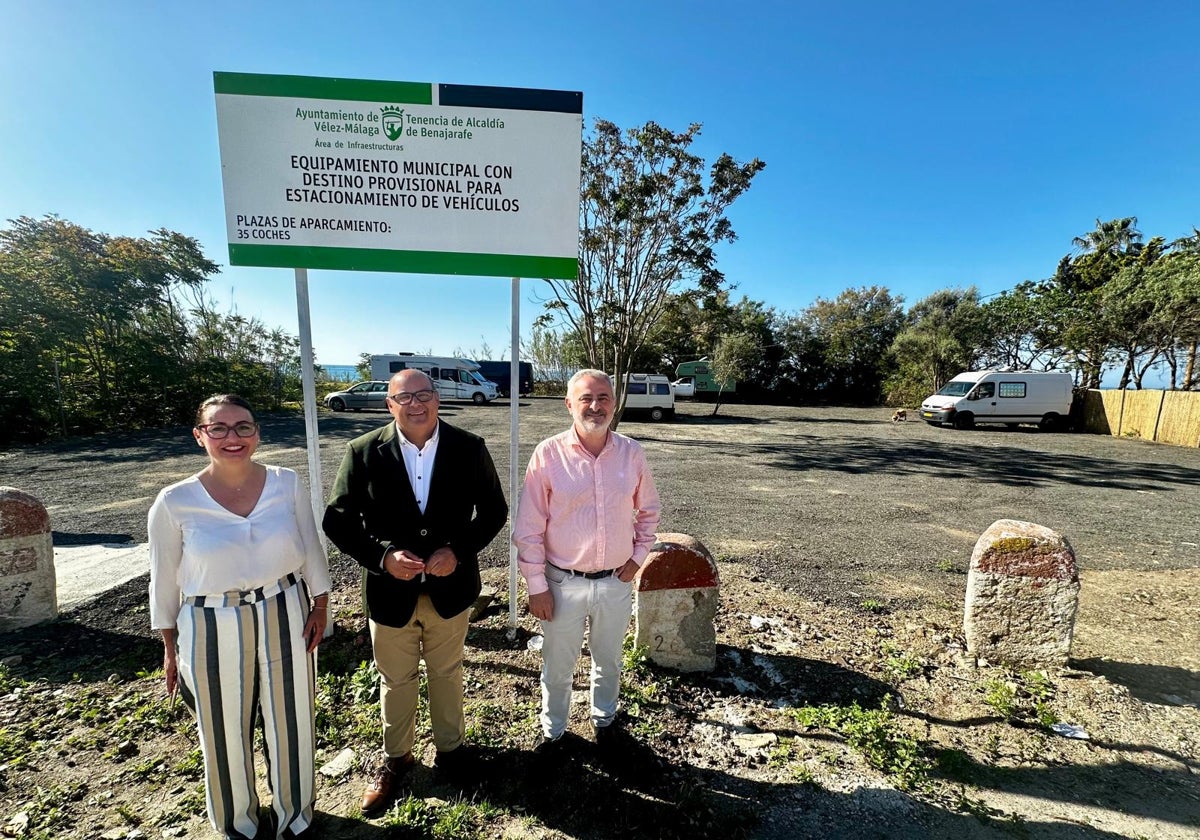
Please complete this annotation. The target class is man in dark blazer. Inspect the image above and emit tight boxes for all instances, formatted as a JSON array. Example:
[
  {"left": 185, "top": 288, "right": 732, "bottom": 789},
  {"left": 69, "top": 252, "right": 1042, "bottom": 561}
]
[{"left": 323, "top": 369, "right": 506, "bottom": 813}]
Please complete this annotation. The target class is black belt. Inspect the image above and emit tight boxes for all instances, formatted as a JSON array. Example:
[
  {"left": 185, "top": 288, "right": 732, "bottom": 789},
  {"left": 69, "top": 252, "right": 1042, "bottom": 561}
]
[{"left": 549, "top": 562, "right": 617, "bottom": 580}]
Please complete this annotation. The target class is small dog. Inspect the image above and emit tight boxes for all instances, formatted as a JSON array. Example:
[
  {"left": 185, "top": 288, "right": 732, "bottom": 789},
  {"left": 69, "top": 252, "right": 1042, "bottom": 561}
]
[{"left": 891, "top": 408, "right": 907, "bottom": 423}]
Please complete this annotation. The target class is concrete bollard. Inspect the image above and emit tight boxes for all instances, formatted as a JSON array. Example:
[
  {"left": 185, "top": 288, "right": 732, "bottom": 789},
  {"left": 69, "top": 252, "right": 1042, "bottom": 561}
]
[
  {"left": 964, "top": 519, "right": 1079, "bottom": 668},
  {"left": 634, "top": 533, "right": 719, "bottom": 672},
  {"left": 0, "top": 487, "right": 57, "bottom": 631}
]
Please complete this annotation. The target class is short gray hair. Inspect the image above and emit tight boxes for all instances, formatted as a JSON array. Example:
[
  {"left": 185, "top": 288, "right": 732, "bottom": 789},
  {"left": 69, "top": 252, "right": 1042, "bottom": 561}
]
[{"left": 567, "top": 369, "right": 611, "bottom": 392}]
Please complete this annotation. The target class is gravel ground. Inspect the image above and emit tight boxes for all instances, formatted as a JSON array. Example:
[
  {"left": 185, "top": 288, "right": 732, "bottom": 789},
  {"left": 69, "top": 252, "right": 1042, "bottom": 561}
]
[
  {"left": 4, "top": 398, "right": 1197, "bottom": 605},
  {"left": 1, "top": 399, "right": 1198, "bottom": 839}
]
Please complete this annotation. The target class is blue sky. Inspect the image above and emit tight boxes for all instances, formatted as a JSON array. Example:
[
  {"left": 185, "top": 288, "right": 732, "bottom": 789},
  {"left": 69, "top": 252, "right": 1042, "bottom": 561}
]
[{"left": 3, "top": 1, "right": 1198, "bottom": 368}]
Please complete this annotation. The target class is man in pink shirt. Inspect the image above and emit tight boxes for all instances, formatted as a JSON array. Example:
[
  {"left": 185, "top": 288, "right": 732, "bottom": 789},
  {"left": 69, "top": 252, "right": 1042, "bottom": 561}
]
[{"left": 513, "top": 369, "right": 661, "bottom": 746}]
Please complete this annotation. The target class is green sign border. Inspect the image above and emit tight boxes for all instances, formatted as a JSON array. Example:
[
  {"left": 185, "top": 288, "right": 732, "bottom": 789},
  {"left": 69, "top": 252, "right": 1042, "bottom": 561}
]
[
  {"left": 214, "top": 71, "right": 432, "bottom": 104},
  {"left": 229, "top": 244, "right": 577, "bottom": 279}
]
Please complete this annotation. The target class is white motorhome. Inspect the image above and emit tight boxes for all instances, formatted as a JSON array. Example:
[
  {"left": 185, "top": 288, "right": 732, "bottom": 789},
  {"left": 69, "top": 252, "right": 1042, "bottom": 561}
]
[
  {"left": 369, "top": 354, "right": 498, "bottom": 404},
  {"left": 620, "top": 373, "right": 675, "bottom": 421},
  {"left": 919, "top": 370, "right": 1074, "bottom": 431}
]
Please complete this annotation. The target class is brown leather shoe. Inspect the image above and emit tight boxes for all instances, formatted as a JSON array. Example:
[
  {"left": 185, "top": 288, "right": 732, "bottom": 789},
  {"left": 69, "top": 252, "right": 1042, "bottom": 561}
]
[{"left": 361, "top": 752, "right": 415, "bottom": 815}]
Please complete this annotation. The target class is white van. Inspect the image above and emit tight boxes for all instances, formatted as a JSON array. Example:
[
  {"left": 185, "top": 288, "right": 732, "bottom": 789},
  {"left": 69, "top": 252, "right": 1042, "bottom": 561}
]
[
  {"left": 920, "top": 370, "right": 1074, "bottom": 431},
  {"left": 621, "top": 373, "right": 675, "bottom": 421},
  {"left": 370, "top": 354, "right": 498, "bottom": 404}
]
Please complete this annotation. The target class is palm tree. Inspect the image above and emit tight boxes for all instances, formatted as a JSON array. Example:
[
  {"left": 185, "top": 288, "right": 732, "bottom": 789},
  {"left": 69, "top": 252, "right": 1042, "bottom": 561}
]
[
  {"left": 1072, "top": 217, "right": 1143, "bottom": 255},
  {"left": 1169, "top": 226, "right": 1200, "bottom": 254}
]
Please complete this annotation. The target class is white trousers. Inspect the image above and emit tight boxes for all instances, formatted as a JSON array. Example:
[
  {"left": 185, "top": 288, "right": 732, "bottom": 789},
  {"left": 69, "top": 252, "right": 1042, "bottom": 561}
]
[{"left": 539, "top": 565, "right": 632, "bottom": 739}]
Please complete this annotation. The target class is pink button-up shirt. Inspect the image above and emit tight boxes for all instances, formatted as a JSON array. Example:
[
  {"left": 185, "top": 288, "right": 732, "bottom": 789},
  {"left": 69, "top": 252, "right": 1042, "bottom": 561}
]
[{"left": 513, "top": 426, "right": 661, "bottom": 596}]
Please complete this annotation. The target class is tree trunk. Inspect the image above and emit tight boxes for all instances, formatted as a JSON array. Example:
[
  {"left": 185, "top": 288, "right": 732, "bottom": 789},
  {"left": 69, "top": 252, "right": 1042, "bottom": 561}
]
[
  {"left": 1184, "top": 342, "right": 1199, "bottom": 390},
  {"left": 1117, "top": 355, "right": 1133, "bottom": 390}
]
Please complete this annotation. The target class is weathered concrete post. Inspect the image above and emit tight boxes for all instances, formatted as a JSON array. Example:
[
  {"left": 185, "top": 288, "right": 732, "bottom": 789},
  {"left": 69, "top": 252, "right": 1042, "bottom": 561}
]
[
  {"left": 0, "top": 487, "right": 57, "bottom": 631},
  {"left": 964, "top": 519, "right": 1079, "bottom": 668},
  {"left": 634, "top": 533, "right": 719, "bottom": 672}
]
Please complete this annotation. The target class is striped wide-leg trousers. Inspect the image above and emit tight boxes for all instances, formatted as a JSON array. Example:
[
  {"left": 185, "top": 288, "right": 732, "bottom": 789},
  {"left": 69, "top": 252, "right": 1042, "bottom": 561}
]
[{"left": 176, "top": 572, "right": 316, "bottom": 839}]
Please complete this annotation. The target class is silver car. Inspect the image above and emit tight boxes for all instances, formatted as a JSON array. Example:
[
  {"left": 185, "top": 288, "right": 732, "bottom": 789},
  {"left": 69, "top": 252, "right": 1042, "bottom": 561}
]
[{"left": 324, "top": 380, "right": 389, "bottom": 411}]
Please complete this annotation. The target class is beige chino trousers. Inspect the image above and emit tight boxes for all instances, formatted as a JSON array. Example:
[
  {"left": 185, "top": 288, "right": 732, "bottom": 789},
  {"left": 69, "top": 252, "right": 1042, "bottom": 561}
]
[{"left": 369, "top": 593, "right": 470, "bottom": 757}]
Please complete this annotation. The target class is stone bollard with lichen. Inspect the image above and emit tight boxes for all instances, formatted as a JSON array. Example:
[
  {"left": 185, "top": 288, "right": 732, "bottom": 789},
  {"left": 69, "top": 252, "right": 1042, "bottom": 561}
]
[
  {"left": 964, "top": 519, "right": 1079, "bottom": 668},
  {"left": 0, "top": 487, "right": 58, "bottom": 632}
]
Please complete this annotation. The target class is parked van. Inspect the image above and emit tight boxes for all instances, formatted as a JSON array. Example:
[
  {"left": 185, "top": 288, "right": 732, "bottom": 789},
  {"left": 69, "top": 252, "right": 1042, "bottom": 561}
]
[
  {"left": 621, "top": 373, "right": 674, "bottom": 421},
  {"left": 674, "top": 358, "right": 735, "bottom": 397},
  {"left": 919, "top": 370, "right": 1074, "bottom": 431},
  {"left": 475, "top": 360, "right": 533, "bottom": 397},
  {"left": 369, "top": 354, "right": 498, "bottom": 404}
]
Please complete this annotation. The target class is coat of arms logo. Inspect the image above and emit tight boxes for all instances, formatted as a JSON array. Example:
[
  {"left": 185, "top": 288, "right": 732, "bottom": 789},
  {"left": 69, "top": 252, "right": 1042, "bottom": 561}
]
[{"left": 380, "top": 106, "right": 405, "bottom": 142}]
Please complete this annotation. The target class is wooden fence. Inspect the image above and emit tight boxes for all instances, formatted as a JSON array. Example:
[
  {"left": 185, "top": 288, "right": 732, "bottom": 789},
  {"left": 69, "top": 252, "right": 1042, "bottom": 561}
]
[{"left": 1080, "top": 389, "right": 1200, "bottom": 447}]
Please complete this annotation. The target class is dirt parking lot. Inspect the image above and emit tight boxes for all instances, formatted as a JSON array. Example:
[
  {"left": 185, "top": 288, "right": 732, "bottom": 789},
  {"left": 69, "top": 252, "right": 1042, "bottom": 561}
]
[
  {"left": 1, "top": 399, "right": 1198, "bottom": 838},
  {"left": 7, "top": 397, "right": 1198, "bottom": 596},
  {"left": 5, "top": 397, "right": 1198, "bottom": 710}
]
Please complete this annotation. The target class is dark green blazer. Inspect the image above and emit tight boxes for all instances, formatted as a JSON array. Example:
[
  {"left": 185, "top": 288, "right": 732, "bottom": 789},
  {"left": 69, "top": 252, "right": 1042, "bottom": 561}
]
[{"left": 322, "top": 420, "right": 507, "bottom": 627}]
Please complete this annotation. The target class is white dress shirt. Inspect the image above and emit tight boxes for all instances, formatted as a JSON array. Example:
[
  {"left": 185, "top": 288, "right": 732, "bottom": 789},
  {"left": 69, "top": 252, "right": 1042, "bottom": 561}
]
[{"left": 396, "top": 420, "right": 440, "bottom": 514}]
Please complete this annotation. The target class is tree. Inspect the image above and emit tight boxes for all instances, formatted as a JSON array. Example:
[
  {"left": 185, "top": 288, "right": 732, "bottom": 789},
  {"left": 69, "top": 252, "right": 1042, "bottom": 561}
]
[
  {"left": 787, "top": 286, "right": 906, "bottom": 404},
  {"left": 709, "top": 332, "right": 759, "bottom": 416},
  {"left": 0, "top": 215, "right": 218, "bottom": 438},
  {"left": 542, "top": 119, "right": 764, "bottom": 426},
  {"left": 523, "top": 318, "right": 587, "bottom": 391},
  {"left": 975, "top": 281, "right": 1070, "bottom": 371},
  {"left": 647, "top": 291, "right": 781, "bottom": 399},
  {"left": 1054, "top": 218, "right": 1148, "bottom": 387},
  {"left": 885, "top": 287, "right": 983, "bottom": 407},
  {"left": 1071, "top": 216, "right": 1143, "bottom": 256}
]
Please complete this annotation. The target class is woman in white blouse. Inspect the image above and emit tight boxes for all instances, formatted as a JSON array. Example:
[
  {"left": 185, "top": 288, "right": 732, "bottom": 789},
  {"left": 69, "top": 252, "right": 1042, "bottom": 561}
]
[{"left": 149, "top": 394, "right": 331, "bottom": 840}]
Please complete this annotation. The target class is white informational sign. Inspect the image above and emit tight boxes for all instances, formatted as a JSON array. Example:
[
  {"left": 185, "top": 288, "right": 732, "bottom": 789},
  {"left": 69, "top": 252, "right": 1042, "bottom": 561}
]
[{"left": 214, "top": 72, "right": 582, "bottom": 279}]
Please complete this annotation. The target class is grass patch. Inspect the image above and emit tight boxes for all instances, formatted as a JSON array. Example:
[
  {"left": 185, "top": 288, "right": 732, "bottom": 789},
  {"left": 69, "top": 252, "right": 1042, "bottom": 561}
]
[
  {"left": 464, "top": 700, "right": 524, "bottom": 749},
  {"left": 789, "top": 697, "right": 928, "bottom": 790},
  {"left": 879, "top": 640, "right": 923, "bottom": 683},
  {"left": 315, "top": 658, "right": 381, "bottom": 747},
  {"left": 381, "top": 794, "right": 504, "bottom": 838},
  {"left": 620, "top": 636, "right": 661, "bottom": 707},
  {"left": 18, "top": 783, "right": 87, "bottom": 838},
  {"left": 981, "top": 670, "right": 1059, "bottom": 728}
]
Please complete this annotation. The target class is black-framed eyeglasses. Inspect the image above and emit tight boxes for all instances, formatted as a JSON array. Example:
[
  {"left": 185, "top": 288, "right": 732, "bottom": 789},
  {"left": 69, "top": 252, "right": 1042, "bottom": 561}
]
[
  {"left": 196, "top": 421, "right": 259, "bottom": 439},
  {"left": 388, "top": 389, "right": 437, "bottom": 405}
]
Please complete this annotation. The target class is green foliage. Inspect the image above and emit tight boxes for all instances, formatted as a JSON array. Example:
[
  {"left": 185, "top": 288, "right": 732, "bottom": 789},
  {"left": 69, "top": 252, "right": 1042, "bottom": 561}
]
[
  {"left": 0, "top": 214, "right": 309, "bottom": 443},
  {"left": 621, "top": 634, "right": 651, "bottom": 675},
  {"left": 982, "top": 678, "right": 1019, "bottom": 721},
  {"left": 884, "top": 287, "right": 983, "bottom": 407},
  {"left": 879, "top": 641, "right": 923, "bottom": 683},
  {"left": 18, "top": 783, "right": 87, "bottom": 837},
  {"left": 523, "top": 320, "right": 587, "bottom": 387},
  {"left": 0, "top": 662, "right": 24, "bottom": 695},
  {"left": 464, "top": 701, "right": 521, "bottom": 749},
  {"left": 620, "top": 635, "right": 662, "bottom": 709},
  {"left": 982, "top": 670, "right": 1059, "bottom": 728},
  {"left": 543, "top": 118, "right": 764, "bottom": 428},
  {"left": 790, "top": 697, "right": 928, "bottom": 790},
  {"left": 380, "top": 794, "right": 502, "bottom": 838},
  {"left": 778, "top": 286, "right": 906, "bottom": 405},
  {"left": 709, "top": 331, "right": 759, "bottom": 415},
  {"left": 859, "top": 599, "right": 886, "bottom": 614},
  {"left": 315, "top": 659, "right": 381, "bottom": 747},
  {"left": 159, "top": 782, "right": 208, "bottom": 825}
]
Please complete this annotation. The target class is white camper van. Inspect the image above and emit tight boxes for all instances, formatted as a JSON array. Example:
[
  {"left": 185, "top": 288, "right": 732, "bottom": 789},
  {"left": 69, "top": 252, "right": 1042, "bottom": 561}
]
[
  {"left": 369, "top": 354, "right": 498, "bottom": 404},
  {"left": 919, "top": 370, "right": 1074, "bottom": 431},
  {"left": 620, "top": 373, "right": 675, "bottom": 421}
]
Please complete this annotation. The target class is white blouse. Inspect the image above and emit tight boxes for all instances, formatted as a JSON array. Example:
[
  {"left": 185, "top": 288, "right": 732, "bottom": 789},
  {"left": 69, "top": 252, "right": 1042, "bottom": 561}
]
[{"left": 148, "top": 465, "right": 332, "bottom": 630}]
